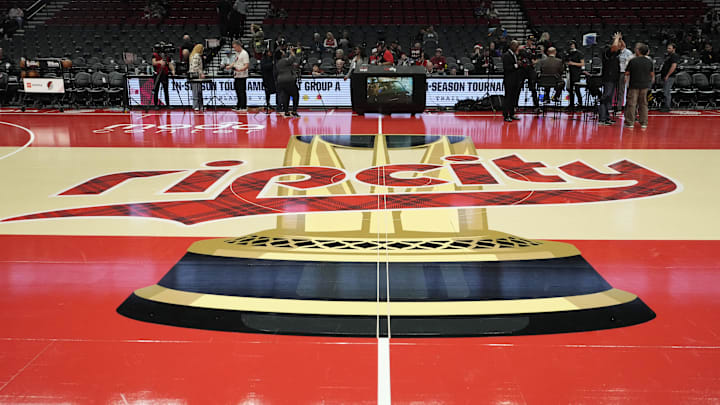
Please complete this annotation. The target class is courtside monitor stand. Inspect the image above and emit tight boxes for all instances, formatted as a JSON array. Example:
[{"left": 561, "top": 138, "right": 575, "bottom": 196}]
[{"left": 351, "top": 65, "right": 426, "bottom": 114}]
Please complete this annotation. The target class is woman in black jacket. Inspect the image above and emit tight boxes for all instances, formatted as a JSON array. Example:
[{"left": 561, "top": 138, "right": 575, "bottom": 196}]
[
  {"left": 260, "top": 49, "right": 276, "bottom": 111},
  {"left": 276, "top": 48, "right": 300, "bottom": 117}
]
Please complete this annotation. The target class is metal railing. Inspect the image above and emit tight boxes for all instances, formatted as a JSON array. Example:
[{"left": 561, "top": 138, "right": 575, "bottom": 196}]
[{"left": 26, "top": 0, "right": 49, "bottom": 20}]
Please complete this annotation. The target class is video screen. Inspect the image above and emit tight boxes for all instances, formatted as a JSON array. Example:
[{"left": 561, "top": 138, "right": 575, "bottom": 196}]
[{"left": 366, "top": 77, "right": 413, "bottom": 104}]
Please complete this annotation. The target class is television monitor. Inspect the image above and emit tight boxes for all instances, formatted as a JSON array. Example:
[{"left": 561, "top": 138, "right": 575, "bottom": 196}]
[
  {"left": 351, "top": 65, "right": 426, "bottom": 114},
  {"left": 366, "top": 76, "right": 414, "bottom": 104}
]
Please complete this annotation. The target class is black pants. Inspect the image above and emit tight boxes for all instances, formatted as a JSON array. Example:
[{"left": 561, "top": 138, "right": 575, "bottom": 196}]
[
  {"left": 542, "top": 83, "right": 564, "bottom": 101},
  {"left": 277, "top": 81, "right": 299, "bottom": 113},
  {"left": 568, "top": 78, "right": 583, "bottom": 110},
  {"left": 153, "top": 74, "right": 169, "bottom": 106},
  {"left": 275, "top": 85, "right": 286, "bottom": 111},
  {"left": 264, "top": 88, "right": 274, "bottom": 108},
  {"left": 599, "top": 80, "right": 617, "bottom": 122},
  {"left": 521, "top": 69, "right": 539, "bottom": 107},
  {"left": 234, "top": 78, "right": 247, "bottom": 109},
  {"left": 503, "top": 79, "right": 519, "bottom": 118}
]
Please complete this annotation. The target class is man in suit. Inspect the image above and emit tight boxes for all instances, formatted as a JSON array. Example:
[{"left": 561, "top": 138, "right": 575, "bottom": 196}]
[
  {"left": 502, "top": 40, "right": 521, "bottom": 122},
  {"left": 537, "top": 47, "right": 565, "bottom": 102}
]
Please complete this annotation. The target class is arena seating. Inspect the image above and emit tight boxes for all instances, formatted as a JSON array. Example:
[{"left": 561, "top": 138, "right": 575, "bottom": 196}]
[
  {"left": 2, "top": 24, "right": 216, "bottom": 65},
  {"left": 261, "top": 23, "right": 490, "bottom": 64},
  {"left": 523, "top": 0, "right": 711, "bottom": 64},
  {"left": 0, "top": 0, "right": 718, "bottom": 110},
  {"left": 48, "top": 0, "right": 217, "bottom": 25},
  {"left": 522, "top": 0, "right": 708, "bottom": 26},
  {"left": 264, "top": 0, "right": 500, "bottom": 26},
  {"left": 0, "top": 0, "right": 219, "bottom": 64},
  {"left": 0, "top": 0, "right": 35, "bottom": 8}
]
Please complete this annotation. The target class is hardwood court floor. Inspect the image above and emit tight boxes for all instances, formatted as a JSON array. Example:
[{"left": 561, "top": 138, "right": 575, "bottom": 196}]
[{"left": 0, "top": 108, "right": 719, "bottom": 404}]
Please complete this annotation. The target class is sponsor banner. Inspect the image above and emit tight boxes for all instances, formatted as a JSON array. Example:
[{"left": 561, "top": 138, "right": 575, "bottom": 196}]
[
  {"left": 23, "top": 78, "right": 65, "bottom": 94},
  {"left": 426, "top": 77, "right": 571, "bottom": 107},
  {"left": 127, "top": 76, "right": 578, "bottom": 108},
  {"left": 127, "top": 77, "right": 351, "bottom": 107}
]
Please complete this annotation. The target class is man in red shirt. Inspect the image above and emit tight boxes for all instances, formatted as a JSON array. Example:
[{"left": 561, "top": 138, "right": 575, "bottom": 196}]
[
  {"left": 378, "top": 42, "right": 394, "bottom": 66},
  {"left": 430, "top": 48, "right": 446, "bottom": 74},
  {"left": 152, "top": 49, "right": 174, "bottom": 107}
]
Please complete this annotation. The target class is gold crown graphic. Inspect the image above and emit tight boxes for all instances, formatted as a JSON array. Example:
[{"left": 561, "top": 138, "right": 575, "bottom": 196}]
[{"left": 118, "top": 134, "right": 654, "bottom": 337}]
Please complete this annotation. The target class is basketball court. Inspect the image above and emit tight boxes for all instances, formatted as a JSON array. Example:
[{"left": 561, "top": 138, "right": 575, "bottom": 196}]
[{"left": 1, "top": 108, "right": 719, "bottom": 404}]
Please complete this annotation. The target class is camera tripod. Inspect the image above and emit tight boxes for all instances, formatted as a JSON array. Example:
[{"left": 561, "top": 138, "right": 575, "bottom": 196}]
[{"left": 480, "top": 60, "right": 497, "bottom": 113}]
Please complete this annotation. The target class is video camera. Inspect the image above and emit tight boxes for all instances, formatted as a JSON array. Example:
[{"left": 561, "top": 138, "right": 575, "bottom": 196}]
[
  {"left": 561, "top": 40, "right": 578, "bottom": 62},
  {"left": 153, "top": 42, "right": 175, "bottom": 55}
]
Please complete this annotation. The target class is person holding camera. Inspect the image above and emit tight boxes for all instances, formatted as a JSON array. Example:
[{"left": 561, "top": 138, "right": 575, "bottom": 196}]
[
  {"left": 616, "top": 39, "right": 633, "bottom": 111},
  {"left": 598, "top": 33, "right": 622, "bottom": 126},
  {"left": 225, "top": 40, "right": 249, "bottom": 111},
  {"left": 188, "top": 44, "right": 205, "bottom": 111},
  {"left": 276, "top": 46, "right": 300, "bottom": 118},
  {"left": 565, "top": 40, "right": 584, "bottom": 113},
  {"left": 518, "top": 37, "right": 540, "bottom": 111},
  {"left": 260, "top": 48, "right": 276, "bottom": 111},
  {"left": 152, "top": 45, "right": 175, "bottom": 107}
]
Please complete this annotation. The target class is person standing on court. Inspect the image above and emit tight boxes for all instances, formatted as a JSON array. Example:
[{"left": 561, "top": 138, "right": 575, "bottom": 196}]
[
  {"left": 276, "top": 46, "right": 300, "bottom": 118},
  {"left": 659, "top": 43, "right": 680, "bottom": 112},
  {"left": 598, "top": 32, "right": 621, "bottom": 126},
  {"left": 565, "top": 40, "right": 584, "bottom": 113},
  {"left": 617, "top": 39, "right": 633, "bottom": 111},
  {"left": 260, "top": 49, "right": 276, "bottom": 112},
  {"left": 623, "top": 43, "right": 654, "bottom": 129},
  {"left": 188, "top": 44, "right": 206, "bottom": 111},
  {"left": 502, "top": 40, "right": 521, "bottom": 122},
  {"left": 225, "top": 40, "right": 249, "bottom": 111}
]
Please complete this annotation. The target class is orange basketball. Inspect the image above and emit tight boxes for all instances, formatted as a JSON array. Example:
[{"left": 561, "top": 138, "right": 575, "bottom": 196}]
[
  {"left": 27, "top": 69, "right": 39, "bottom": 78},
  {"left": 62, "top": 59, "right": 73, "bottom": 69}
]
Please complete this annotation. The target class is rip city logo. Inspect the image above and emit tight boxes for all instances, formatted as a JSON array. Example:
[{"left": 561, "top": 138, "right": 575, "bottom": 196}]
[
  {"left": 2, "top": 154, "right": 679, "bottom": 226},
  {"left": 92, "top": 122, "right": 265, "bottom": 135}
]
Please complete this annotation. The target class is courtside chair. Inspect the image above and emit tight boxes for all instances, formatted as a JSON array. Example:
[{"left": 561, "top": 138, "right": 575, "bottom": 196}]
[
  {"left": 692, "top": 73, "right": 714, "bottom": 109},
  {"left": 710, "top": 73, "right": 720, "bottom": 109},
  {"left": 674, "top": 72, "right": 695, "bottom": 109}
]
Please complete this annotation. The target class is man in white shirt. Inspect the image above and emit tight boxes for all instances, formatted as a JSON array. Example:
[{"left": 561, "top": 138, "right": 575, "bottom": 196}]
[
  {"left": 225, "top": 40, "right": 249, "bottom": 111},
  {"left": 616, "top": 39, "right": 633, "bottom": 111}
]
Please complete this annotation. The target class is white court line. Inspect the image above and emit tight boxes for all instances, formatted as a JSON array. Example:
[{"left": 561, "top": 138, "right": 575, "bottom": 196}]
[
  {"left": 377, "top": 337, "right": 391, "bottom": 405},
  {"left": 0, "top": 121, "right": 35, "bottom": 161},
  {"left": 0, "top": 341, "right": 53, "bottom": 393},
  {"left": 376, "top": 114, "right": 392, "bottom": 405}
]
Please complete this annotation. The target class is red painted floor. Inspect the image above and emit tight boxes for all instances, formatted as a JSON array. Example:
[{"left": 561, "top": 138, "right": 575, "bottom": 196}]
[
  {"left": 1, "top": 109, "right": 719, "bottom": 404},
  {"left": 2, "top": 109, "right": 720, "bottom": 149}
]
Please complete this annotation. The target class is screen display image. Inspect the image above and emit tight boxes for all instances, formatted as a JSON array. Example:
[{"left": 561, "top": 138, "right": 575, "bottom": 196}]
[{"left": 366, "top": 77, "right": 413, "bottom": 104}]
